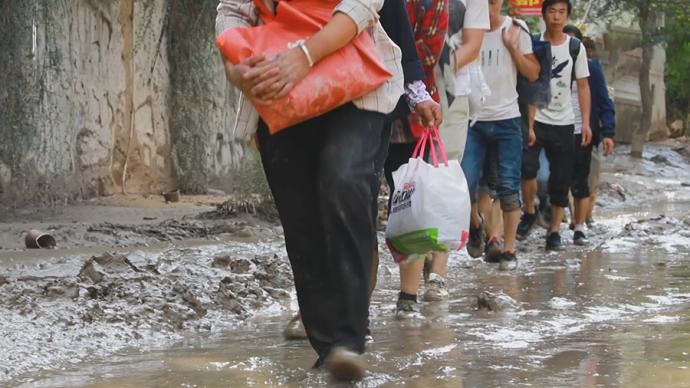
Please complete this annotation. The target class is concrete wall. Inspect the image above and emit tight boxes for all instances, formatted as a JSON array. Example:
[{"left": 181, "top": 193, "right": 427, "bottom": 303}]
[
  {"left": 0, "top": 0, "right": 251, "bottom": 204},
  {"left": 597, "top": 25, "right": 667, "bottom": 144}
]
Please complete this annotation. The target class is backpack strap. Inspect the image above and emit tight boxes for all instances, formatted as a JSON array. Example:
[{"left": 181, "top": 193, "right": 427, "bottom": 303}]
[{"left": 569, "top": 36, "right": 582, "bottom": 86}]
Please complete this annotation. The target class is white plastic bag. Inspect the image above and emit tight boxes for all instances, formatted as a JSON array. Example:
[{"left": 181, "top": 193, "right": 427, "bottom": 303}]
[
  {"left": 385, "top": 128, "right": 471, "bottom": 263},
  {"left": 466, "top": 60, "right": 491, "bottom": 125}
]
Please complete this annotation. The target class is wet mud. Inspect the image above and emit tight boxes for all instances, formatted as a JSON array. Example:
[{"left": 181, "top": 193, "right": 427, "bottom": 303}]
[{"left": 2, "top": 143, "right": 690, "bottom": 386}]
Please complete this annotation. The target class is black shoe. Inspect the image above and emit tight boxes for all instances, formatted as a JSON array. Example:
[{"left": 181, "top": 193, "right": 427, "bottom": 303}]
[
  {"left": 573, "top": 230, "right": 588, "bottom": 246},
  {"left": 545, "top": 232, "right": 564, "bottom": 251},
  {"left": 498, "top": 251, "right": 518, "bottom": 270},
  {"left": 484, "top": 238, "right": 502, "bottom": 263},
  {"left": 517, "top": 210, "right": 538, "bottom": 241},
  {"left": 467, "top": 219, "right": 485, "bottom": 258}
]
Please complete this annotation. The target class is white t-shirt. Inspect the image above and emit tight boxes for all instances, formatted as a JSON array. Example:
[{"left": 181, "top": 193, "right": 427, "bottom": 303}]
[
  {"left": 476, "top": 17, "right": 533, "bottom": 121},
  {"left": 572, "top": 83, "right": 583, "bottom": 134},
  {"left": 535, "top": 35, "right": 589, "bottom": 126},
  {"left": 442, "top": 0, "right": 490, "bottom": 96}
]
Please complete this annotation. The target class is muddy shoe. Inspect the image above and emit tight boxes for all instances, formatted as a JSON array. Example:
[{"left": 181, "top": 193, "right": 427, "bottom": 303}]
[
  {"left": 545, "top": 232, "right": 564, "bottom": 251},
  {"left": 467, "top": 219, "right": 485, "bottom": 258},
  {"left": 517, "top": 210, "right": 539, "bottom": 241},
  {"left": 498, "top": 251, "right": 518, "bottom": 271},
  {"left": 573, "top": 230, "right": 588, "bottom": 246},
  {"left": 326, "top": 347, "right": 366, "bottom": 381},
  {"left": 395, "top": 298, "right": 424, "bottom": 320},
  {"left": 484, "top": 238, "right": 502, "bottom": 263},
  {"left": 284, "top": 313, "right": 308, "bottom": 340},
  {"left": 423, "top": 273, "right": 449, "bottom": 301}
]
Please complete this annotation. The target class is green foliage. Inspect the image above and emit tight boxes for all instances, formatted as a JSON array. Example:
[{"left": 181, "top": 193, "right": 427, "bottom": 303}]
[{"left": 664, "top": 10, "right": 690, "bottom": 123}]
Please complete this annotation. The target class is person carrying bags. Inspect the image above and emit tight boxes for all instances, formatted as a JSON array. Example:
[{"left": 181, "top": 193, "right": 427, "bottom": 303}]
[{"left": 215, "top": 0, "right": 404, "bottom": 381}]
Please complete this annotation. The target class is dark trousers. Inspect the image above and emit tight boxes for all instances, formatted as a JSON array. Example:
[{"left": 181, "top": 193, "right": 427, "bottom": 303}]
[
  {"left": 384, "top": 142, "right": 417, "bottom": 212},
  {"left": 522, "top": 122, "right": 575, "bottom": 208},
  {"left": 571, "top": 133, "right": 593, "bottom": 199},
  {"left": 257, "top": 103, "right": 385, "bottom": 362}
]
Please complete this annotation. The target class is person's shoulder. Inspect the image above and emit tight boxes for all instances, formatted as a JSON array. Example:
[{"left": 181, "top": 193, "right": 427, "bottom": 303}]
[{"left": 510, "top": 17, "right": 529, "bottom": 31}]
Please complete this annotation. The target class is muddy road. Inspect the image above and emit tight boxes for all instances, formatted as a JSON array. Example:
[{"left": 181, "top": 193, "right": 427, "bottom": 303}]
[{"left": 2, "top": 143, "right": 690, "bottom": 387}]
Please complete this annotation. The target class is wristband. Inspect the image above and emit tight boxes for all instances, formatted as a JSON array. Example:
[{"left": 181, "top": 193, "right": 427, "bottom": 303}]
[{"left": 297, "top": 40, "right": 315, "bottom": 68}]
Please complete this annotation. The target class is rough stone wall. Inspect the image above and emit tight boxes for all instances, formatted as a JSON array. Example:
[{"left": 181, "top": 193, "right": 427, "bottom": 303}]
[
  {"left": 0, "top": 0, "right": 251, "bottom": 205},
  {"left": 168, "top": 0, "right": 253, "bottom": 194}
]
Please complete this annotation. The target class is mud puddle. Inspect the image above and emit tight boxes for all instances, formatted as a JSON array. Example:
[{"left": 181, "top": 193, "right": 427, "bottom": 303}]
[{"left": 3, "top": 143, "right": 690, "bottom": 386}]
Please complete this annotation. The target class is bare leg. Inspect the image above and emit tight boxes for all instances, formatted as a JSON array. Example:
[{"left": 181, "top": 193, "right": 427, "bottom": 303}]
[
  {"left": 587, "top": 191, "right": 598, "bottom": 220},
  {"left": 503, "top": 209, "right": 520, "bottom": 253},
  {"left": 574, "top": 197, "right": 590, "bottom": 227},
  {"left": 550, "top": 205, "right": 565, "bottom": 233},
  {"left": 522, "top": 178, "right": 538, "bottom": 214},
  {"left": 488, "top": 200, "right": 503, "bottom": 240},
  {"left": 399, "top": 258, "right": 425, "bottom": 295},
  {"left": 429, "top": 251, "right": 449, "bottom": 278}
]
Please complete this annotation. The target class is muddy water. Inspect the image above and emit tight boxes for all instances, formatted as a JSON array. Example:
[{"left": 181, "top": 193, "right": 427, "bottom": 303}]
[
  {"left": 11, "top": 212, "right": 690, "bottom": 387},
  {"left": 5, "top": 145, "right": 690, "bottom": 387}
]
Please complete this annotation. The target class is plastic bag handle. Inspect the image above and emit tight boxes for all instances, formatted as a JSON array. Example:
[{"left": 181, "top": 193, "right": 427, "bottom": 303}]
[
  {"left": 412, "top": 129, "right": 429, "bottom": 159},
  {"left": 411, "top": 128, "right": 449, "bottom": 168},
  {"left": 433, "top": 127, "right": 449, "bottom": 167}
]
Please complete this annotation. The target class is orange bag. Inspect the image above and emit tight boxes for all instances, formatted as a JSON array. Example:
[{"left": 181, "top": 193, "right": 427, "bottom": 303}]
[{"left": 216, "top": 0, "right": 392, "bottom": 134}]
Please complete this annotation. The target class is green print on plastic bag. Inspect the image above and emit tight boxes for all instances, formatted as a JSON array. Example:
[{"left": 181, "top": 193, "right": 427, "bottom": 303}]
[{"left": 387, "top": 228, "right": 449, "bottom": 256}]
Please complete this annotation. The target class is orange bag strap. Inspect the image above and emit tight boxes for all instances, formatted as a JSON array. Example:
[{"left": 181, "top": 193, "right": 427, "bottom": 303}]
[{"left": 253, "top": 0, "right": 276, "bottom": 20}]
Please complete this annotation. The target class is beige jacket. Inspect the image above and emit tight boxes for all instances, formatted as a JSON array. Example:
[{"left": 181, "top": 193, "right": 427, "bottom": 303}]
[{"left": 216, "top": 0, "right": 404, "bottom": 140}]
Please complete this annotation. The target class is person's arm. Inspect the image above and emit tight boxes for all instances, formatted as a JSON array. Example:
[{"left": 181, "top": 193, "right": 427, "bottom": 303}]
[
  {"left": 453, "top": 29, "right": 484, "bottom": 70},
  {"left": 574, "top": 42, "right": 591, "bottom": 146},
  {"left": 249, "top": 0, "right": 384, "bottom": 100},
  {"left": 591, "top": 62, "right": 616, "bottom": 154},
  {"left": 503, "top": 24, "right": 540, "bottom": 82},
  {"left": 527, "top": 104, "right": 537, "bottom": 146},
  {"left": 577, "top": 78, "right": 592, "bottom": 146}
]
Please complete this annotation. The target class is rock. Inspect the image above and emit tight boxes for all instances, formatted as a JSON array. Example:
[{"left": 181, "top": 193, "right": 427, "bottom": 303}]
[
  {"left": 230, "top": 258, "right": 252, "bottom": 274},
  {"left": 93, "top": 253, "right": 140, "bottom": 273},
  {"left": 649, "top": 154, "right": 672, "bottom": 165},
  {"left": 79, "top": 260, "right": 104, "bottom": 283},
  {"left": 234, "top": 228, "right": 255, "bottom": 240},
  {"left": 263, "top": 286, "right": 290, "bottom": 300},
  {"left": 648, "top": 125, "right": 670, "bottom": 141},
  {"left": 670, "top": 120, "right": 684, "bottom": 138},
  {"left": 212, "top": 255, "right": 232, "bottom": 268},
  {"left": 476, "top": 291, "right": 522, "bottom": 312},
  {"left": 78, "top": 253, "right": 139, "bottom": 283},
  {"left": 0, "top": 275, "right": 8, "bottom": 286}
]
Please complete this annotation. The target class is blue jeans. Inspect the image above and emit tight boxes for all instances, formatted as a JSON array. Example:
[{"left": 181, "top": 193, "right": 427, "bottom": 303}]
[{"left": 461, "top": 117, "right": 523, "bottom": 211}]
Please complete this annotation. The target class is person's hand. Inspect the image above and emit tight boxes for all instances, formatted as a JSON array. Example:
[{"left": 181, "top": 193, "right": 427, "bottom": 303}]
[
  {"left": 221, "top": 55, "right": 271, "bottom": 97},
  {"left": 502, "top": 25, "right": 521, "bottom": 53},
  {"left": 581, "top": 124, "right": 592, "bottom": 147},
  {"left": 245, "top": 47, "right": 311, "bottom": 101},
  {"left": 414, "top": 100, "right": 443, "bottom": 128},
  {"left": 602, "top": 137, "right": 615, "bottom": 155},
  {"left": 528, "top": 127, "right": 536, "bottom": 146}
]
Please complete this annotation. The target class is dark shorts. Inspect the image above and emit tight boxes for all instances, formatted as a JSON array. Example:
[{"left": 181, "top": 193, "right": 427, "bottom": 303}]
[{"left": 522, "top": 122, "right": 575, "bottom": 208}]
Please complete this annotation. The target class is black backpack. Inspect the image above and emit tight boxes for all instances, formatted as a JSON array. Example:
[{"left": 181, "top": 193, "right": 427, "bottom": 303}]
[{"left": 516, "top": 25, "right": 582, "bottom": 109}]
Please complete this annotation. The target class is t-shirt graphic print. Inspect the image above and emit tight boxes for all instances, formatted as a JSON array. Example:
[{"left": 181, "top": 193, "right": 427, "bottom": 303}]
[{"left": 535, "top": 35, "right": 589, "bottom": 126}]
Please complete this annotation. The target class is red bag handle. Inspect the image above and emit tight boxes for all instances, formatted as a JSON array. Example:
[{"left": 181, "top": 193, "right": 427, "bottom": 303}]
[{"left": 411, "top": 128, "right": 449, "bottom": 168}]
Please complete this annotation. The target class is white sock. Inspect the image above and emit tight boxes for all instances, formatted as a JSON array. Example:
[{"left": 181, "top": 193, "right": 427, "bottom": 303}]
[{"left": 575, "top": 224, "right": 585, "bottom": 232}]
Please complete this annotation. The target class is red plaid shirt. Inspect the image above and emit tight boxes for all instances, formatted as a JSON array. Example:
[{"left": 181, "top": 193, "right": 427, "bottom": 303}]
[
  {"left": 406, "top": 0, "right": 449, "bottom": 104},
  {"left": 392, "top": 0, "right": 448, "bottom": 141}
]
